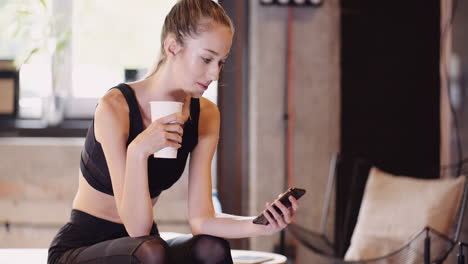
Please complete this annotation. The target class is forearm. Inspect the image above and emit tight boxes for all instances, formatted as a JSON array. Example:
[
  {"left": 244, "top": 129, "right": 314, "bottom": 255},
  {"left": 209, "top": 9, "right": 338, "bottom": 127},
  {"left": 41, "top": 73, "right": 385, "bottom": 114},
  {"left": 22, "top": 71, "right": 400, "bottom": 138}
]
[
  {"left": 192, "top": 213, "right": 267, "bottom": 239},
  {"left": 119, "top": 144, "right": 154, "bottom": 237}
]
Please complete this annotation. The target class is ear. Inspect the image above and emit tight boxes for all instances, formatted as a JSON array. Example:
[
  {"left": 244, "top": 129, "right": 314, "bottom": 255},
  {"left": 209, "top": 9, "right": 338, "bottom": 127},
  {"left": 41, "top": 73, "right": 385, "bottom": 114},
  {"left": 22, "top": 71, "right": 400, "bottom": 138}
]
[{"left": 164, "top": 35, "right": 182, "bottom": 57}]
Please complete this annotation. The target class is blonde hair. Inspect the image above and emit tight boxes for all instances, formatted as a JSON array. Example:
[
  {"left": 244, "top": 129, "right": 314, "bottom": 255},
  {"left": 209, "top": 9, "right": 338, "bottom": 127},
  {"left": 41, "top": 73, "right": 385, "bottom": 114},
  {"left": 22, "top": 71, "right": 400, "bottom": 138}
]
[{"left": 145, "top": 0, "right": 234, "bottom": 78}]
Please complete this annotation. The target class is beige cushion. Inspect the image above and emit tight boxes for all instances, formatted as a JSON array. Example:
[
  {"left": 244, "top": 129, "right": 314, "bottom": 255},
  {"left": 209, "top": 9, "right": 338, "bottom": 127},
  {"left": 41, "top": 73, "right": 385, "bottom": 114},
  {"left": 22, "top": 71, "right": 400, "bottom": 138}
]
[{"left": 344, "top": 167, "right": 466, "bottom": 261}]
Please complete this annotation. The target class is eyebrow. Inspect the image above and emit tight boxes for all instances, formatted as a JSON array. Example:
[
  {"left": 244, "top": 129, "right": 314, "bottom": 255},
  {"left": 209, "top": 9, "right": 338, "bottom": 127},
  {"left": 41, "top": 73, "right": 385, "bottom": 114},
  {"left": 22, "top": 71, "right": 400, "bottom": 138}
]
[{"left": 204, "top": 49, "right": 229, "bottom": 59}]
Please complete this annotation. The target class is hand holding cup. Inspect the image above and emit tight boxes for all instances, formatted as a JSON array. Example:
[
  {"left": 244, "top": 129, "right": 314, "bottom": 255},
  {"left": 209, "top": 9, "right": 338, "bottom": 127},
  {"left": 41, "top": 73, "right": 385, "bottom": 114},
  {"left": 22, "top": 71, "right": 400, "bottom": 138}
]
[{"left": 150, "top": 101, "right": 184, "bottom": 158}]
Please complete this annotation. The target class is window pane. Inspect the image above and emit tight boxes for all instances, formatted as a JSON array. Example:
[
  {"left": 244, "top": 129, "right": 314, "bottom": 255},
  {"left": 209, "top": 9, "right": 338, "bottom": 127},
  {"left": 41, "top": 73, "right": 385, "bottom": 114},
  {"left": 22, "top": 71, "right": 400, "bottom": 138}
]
[
  {"left": 72, "top": 0, "right": 178, "bottom": 98},
  {"left": 0, "top": 1, "right": 16, "bottom": 58},
  {"left": 0, "top": 0, "right": 54, "bottom": 119}
]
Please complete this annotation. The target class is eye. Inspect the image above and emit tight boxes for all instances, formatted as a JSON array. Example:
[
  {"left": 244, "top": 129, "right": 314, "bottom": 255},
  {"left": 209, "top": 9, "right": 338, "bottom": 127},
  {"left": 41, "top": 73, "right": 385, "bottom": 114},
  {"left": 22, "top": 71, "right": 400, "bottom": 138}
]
[
  {"left": 202, "top": 57, "right": 212, "bottom": 64},
  {"left": 219, "top": 60, "right": 226, "bottom": 67}
]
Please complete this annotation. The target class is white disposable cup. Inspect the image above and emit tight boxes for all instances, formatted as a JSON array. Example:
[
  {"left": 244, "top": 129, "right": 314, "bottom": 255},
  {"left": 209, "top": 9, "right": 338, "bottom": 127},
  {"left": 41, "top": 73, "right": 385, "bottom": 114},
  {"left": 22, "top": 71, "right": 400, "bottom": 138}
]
[{"left": 150, "top": 101, "right": 184, "bottom": 159}]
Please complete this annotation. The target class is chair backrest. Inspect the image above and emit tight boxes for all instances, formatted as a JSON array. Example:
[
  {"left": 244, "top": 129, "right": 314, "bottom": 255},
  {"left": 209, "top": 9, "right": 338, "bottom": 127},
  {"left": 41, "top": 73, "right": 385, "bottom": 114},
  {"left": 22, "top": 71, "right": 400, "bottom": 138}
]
[
  {"left": 329, "top": 152, "right": 468, "bottom": 257},
  {"left": 452, "top": 175, "right": 468, "bottom": 242}
]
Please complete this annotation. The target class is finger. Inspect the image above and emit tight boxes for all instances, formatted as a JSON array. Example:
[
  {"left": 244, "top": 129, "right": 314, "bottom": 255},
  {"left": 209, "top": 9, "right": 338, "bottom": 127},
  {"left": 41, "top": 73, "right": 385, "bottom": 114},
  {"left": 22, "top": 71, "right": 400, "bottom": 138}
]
[
  {"left": 163, "top": 136, "right": 181, "bottom": 148},
  {"left": 267, "top": 203, "right": 286, "bottom": 227},
  {"left": 164, "top": 124, "right": 184, "bottom": 136},
  {"left": 166, "top": 140, "right": 182, "bottom": 149},
  {"left": 274, "top": 200, "right": 291, "bottom": 223},
  {"left": 263, "top": 203, "right": 279, "bottom": 228},
  {"left": 263, "top": 210, "right": 276, "bottom": 228},
  {"left": 165, "top": 132, "right": 183, "bottom": 144},
  {"left": 288, "top": 207, "right": 297, "bottom": 221},
  {"left": 158, "top": 113, "right": 184, "bottom": 125},
  {"left": 290, "top": 213, "right": 297, "bottom": 223},
  {"left": 289, "top": 196, "right": 299, "bottom": 211}
]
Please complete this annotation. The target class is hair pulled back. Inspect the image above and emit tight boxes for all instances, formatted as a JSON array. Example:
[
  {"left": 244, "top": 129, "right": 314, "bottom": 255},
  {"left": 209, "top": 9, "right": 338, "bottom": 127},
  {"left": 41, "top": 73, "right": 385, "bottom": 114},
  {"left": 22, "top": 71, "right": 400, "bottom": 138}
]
[{"left": 146, "top": 0, "right": 234, "bottom": 78}]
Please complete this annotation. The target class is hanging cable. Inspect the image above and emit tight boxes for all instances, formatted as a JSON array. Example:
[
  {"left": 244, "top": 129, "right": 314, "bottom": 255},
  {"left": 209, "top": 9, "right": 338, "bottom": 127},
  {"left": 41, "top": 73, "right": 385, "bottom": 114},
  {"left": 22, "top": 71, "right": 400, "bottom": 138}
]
[
  {"left": 280, "top": 5, "right": 295, "bottom": 257},
  {"left": 286, "top": 6, "right": 295, "bottom": 189}
]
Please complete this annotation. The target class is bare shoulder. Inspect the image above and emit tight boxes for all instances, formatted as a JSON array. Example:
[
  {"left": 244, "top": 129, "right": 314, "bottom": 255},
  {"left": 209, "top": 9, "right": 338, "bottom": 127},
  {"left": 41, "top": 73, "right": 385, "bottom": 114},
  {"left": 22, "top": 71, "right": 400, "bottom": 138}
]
[
  {"left": 199, "top": 97, "right": 220, "bottom": 120},
  {"left": 198, "top": 97, "right": 220, "bottom": 137},
  {"left": 94, "top": 89, "right": 130, "bottom": 143}
]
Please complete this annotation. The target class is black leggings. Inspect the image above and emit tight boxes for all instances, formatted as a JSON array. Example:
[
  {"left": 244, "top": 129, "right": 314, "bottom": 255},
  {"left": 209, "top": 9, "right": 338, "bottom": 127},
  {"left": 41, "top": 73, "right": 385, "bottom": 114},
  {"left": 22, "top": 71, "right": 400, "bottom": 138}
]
[{"left": 48, "top": 209, "right": 233, "bottom": 264}]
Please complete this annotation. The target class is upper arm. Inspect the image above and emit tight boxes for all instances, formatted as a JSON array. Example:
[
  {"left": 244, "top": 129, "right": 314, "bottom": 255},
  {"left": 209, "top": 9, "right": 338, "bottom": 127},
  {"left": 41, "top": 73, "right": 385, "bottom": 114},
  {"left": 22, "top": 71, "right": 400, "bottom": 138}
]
[
  {"left": 188, "top": 97, "right": 220, "bottom": 223},
  {"left": 94, "top": 90, "right": 130, "bottom": 209}
]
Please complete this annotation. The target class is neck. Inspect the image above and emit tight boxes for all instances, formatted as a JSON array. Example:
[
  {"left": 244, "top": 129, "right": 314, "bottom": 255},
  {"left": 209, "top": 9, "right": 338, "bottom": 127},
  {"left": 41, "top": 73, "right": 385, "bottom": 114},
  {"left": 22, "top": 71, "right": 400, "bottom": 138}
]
[{"left": 139, "top": 64, "right": 187, "bottom": 103}]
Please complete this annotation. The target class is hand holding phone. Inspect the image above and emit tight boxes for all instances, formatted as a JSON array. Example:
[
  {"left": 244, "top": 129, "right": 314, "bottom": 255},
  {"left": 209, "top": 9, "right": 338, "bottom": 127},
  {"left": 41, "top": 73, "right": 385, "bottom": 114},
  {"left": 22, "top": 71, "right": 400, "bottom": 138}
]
[{"left": 253, "top": 187, "right": 306, "bottom": 225}]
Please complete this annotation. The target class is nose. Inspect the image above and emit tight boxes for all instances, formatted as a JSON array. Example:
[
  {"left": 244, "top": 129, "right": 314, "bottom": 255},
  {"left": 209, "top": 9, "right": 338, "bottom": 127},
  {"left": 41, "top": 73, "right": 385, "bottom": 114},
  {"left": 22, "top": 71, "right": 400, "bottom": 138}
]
[{"left": 207, "top": 64, "right": 221, "bottom": 82}]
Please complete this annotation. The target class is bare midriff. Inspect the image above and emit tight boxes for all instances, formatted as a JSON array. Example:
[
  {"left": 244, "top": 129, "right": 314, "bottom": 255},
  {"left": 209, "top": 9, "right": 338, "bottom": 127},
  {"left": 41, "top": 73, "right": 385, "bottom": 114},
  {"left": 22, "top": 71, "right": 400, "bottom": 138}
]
[{"left": 72, "top": 170, "right": 158, "bottom": 224}]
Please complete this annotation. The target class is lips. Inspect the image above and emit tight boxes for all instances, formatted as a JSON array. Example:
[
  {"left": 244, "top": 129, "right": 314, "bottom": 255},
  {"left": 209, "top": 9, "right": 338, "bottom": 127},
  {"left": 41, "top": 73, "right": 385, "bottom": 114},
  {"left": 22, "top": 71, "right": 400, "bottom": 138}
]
[{"left": 197, "top": 82, "right": 209, "bottom": 90}]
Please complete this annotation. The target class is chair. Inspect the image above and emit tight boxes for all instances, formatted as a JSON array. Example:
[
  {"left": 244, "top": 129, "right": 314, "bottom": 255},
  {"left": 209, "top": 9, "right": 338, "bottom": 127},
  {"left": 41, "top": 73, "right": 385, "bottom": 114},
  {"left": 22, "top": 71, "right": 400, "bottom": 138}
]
[
  {"left": 455, "top": 242, "right": 468, "bottom": 263},
  {"left": 288, "top": 153, "right": 468, "bottom": 263}
]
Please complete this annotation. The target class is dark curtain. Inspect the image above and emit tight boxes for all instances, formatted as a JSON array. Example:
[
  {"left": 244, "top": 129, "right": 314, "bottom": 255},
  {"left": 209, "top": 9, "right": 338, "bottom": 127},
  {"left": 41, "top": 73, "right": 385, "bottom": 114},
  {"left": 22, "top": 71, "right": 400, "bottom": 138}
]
[{"left": 337, "top": 0, "right": 441, "bottom": 256}]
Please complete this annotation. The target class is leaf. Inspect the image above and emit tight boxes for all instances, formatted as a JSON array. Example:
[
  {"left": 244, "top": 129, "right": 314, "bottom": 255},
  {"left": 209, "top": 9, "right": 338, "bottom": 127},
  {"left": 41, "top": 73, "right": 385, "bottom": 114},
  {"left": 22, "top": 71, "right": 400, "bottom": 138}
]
[
  {"left": 39, "top": 0, "right": 47, "bottom": 8},
  {"left": 54, "top": 30, "right": 71, "bottom": 52},
  {"left": 19, "top": 47, "right": 41, "bottom": 66},
  {"left": 17, "top": 10, "right": 32, "bottom": 15},
  {"left": 55, "top": 39, "right": 67, "bottom": 53}
]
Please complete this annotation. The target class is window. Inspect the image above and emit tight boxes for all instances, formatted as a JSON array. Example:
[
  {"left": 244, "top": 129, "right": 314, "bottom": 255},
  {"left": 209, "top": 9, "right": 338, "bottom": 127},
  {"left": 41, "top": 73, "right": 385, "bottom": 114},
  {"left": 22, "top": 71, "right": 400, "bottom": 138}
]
[
  {"left": 69, "top": 0, "right": 177, "bottom": 118},
  {"left": 70, "top": 0, "right": 218, "bottom": 117},
  {"left": 0, "top": 0, "right": 56, "bottom": 119},
  {"left": 1, "top": 0, "right": 219, "bottom": 120}
]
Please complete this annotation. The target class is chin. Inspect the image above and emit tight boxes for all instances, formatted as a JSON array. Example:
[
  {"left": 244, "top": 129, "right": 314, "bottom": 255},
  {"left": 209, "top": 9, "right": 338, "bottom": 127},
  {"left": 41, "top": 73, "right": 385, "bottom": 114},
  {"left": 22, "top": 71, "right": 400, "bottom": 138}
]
[
  {"left": 187, "top": 91, "right": 203, "bottom": 99},
  {"left": 192, "top": 93, "right": 204, "bottom": 99}
]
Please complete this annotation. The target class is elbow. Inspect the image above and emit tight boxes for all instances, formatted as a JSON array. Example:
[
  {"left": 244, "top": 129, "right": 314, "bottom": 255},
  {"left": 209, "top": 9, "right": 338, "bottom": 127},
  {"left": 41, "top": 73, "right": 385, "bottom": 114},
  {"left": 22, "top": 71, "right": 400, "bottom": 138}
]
[
  {"left": 191, "top": 229, "right": 202, "bottom": 236},
  {"left": 128, "top": 231, "right": 150, "bottom": 238},
  {"left": 121, "top": 213, "right": 153, "bottom": 237},
  {"left": 189, "top": 218, "right": 205, "bottom": 236},
  {"left": 117, "top": 203, "right": 154, "bottom": 237},
  {"left": 126, "top": 224, "right": 153, "bottom": 238}
]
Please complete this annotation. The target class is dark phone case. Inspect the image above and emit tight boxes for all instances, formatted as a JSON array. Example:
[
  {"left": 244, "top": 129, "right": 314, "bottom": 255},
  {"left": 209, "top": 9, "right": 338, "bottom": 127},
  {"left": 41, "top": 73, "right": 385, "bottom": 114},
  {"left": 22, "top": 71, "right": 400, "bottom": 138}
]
[{"left": 252, "top": 187, "right": 306, "bottom": 225}]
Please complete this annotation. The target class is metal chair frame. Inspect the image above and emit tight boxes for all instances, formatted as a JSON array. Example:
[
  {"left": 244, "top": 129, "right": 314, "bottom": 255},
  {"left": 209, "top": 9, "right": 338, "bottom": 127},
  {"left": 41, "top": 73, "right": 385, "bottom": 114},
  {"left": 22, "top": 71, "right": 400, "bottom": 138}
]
[{"left": 289, "top": 153, "right": 468, "bottom": 264}]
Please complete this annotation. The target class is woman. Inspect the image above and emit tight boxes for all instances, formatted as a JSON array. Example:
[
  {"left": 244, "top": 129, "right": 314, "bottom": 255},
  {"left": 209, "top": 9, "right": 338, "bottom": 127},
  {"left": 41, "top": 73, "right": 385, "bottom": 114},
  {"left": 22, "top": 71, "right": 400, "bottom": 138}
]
[{"left": 48, "top": 0, "right": 300, "bottom": 263}]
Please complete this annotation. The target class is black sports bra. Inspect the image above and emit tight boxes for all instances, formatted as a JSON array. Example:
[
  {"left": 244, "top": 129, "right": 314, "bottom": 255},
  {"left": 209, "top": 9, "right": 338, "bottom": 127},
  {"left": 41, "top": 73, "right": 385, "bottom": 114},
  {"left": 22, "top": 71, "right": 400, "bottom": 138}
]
[{"left": 79, "top": 83, "right": 199, "bottom": 198}]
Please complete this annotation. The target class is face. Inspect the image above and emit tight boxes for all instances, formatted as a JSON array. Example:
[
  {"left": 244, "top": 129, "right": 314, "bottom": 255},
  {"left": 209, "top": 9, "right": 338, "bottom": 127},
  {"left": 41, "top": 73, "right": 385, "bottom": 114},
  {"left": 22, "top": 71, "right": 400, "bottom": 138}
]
[{"left": 172, "top": 23, "right": 233, "bottom": 98}]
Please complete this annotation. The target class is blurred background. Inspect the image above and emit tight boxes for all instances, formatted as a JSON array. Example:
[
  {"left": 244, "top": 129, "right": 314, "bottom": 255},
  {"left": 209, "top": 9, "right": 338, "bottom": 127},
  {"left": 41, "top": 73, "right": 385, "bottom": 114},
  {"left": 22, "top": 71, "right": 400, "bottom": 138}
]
[{"left": 0, "top": 0, "right": 467, "bottom": 263}]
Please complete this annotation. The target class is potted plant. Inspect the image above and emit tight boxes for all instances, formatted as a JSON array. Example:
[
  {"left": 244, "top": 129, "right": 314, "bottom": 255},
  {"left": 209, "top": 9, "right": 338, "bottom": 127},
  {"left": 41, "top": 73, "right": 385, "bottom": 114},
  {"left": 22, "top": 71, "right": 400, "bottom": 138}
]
[{"left": 5, "top": 0, "right": 71, "bottom": 126}]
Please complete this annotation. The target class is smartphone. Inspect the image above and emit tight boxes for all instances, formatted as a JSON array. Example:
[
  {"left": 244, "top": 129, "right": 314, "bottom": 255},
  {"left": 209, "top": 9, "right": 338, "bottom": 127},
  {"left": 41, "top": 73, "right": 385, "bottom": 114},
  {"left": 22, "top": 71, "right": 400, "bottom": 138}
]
[{"left": 252, "top": 187, "right": 306, "bottom": 225}]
